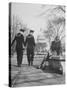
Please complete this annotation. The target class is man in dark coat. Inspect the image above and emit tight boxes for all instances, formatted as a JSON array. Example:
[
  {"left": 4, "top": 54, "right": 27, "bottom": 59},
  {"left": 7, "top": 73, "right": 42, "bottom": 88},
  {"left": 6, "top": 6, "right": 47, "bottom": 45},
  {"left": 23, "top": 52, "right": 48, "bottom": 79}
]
[
  {"left": 11, "top": 29, "right": 25, "bottom": 67},
  {"left": 25, "top": 30, "right": 35, "bottom": 66}
]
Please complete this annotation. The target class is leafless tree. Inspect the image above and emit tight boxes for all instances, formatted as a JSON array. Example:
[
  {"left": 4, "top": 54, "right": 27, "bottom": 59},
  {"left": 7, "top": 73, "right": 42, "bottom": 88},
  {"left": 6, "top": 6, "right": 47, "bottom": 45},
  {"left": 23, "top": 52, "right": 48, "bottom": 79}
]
[{"left": 41, "top": 5, "right": 65, "bottom": 51}]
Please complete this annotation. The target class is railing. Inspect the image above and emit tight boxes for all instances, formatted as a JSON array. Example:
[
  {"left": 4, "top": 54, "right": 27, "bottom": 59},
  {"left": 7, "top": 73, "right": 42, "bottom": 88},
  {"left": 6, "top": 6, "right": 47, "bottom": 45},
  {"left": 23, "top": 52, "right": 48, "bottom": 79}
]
[{"left": 11, "top": 51, "right": 65, "bottom": 62}]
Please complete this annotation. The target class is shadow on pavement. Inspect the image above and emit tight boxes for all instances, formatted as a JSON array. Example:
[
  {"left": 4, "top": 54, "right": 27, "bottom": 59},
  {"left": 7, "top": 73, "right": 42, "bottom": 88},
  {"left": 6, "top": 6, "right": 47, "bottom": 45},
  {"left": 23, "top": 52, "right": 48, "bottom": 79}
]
[{"left": 34, "top": 65, "right": 63, "bottom": 75}]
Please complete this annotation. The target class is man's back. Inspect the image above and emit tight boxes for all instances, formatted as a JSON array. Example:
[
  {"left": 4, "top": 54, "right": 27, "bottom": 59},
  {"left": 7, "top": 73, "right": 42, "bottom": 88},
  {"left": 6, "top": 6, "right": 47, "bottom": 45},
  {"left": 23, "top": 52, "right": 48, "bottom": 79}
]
[
  {"left": 15, "top": 33, "right": 24, "bottom": 50},
  {"left": 25, "top": 34, "right": 35, "bottom": 49}
]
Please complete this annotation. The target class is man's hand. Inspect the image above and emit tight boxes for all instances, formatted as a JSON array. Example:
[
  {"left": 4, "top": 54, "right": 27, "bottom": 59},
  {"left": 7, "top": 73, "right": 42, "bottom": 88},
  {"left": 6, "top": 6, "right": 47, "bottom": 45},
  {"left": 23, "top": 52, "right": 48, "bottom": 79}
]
[{"left": 23, "top": 46, "right": 26, "bottom": 50}]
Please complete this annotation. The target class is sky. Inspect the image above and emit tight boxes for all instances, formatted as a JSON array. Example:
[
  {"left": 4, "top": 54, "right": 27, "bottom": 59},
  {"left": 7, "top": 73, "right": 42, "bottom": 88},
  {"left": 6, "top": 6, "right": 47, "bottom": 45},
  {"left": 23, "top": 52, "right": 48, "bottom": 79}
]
[
  {"left": 11, "top": 3, "right": 64, "bottom": 43},
  {"left": 11, "top": 3, "right": 48, "bottom": 40}
]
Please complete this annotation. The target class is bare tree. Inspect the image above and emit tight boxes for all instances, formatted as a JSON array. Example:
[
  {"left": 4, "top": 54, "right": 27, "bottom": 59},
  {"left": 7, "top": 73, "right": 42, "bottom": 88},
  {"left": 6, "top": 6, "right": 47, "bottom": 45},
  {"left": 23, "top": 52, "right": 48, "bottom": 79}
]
[
  {"left": 44, "top": 20, "right": 55, "bottom": 45},
  {"left": 11, "top": 15, "right": 23, "bottom": 41},
  {"left": 41, "top": 5, "right": 65, "bottom": 51}
]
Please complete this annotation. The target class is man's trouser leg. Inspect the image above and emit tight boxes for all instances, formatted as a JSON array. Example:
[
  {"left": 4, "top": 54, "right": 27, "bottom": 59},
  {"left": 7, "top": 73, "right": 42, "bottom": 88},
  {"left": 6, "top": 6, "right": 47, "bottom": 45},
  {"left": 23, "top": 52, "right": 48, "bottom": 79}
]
[
  {"left": 17, "top": 50, "right": 23, "bottom": 67},
  {"left": 19, "top": 50, "right": 23, "bottom": 66},
  {"left": 16, "top": 51, "right": 18, "bottom": 66},
  {"left": 27, "top": 50, "right": 31, "bottom": 66},
  {"left": 30, "top": 50, "right": 34, "bottom": 66}
]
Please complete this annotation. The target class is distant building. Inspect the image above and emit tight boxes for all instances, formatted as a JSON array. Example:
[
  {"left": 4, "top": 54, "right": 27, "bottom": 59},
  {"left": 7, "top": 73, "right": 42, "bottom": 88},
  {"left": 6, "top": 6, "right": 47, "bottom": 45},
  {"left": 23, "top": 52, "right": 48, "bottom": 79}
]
[{"left": 35, "top": 33, "right": 50, "bottom": 53}]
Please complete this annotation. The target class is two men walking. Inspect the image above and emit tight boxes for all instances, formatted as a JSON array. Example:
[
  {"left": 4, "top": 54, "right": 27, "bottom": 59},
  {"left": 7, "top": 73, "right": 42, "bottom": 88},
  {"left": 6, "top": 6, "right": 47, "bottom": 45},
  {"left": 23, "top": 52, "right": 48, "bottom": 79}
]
[{"left": 11, "top": 29, "right": 35, "bottom": 67}]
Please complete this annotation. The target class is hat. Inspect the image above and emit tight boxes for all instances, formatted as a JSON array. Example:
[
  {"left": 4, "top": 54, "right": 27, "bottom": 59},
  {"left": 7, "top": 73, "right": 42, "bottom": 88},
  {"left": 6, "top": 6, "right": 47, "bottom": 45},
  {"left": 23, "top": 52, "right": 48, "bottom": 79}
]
[
  {"left": 20, "top": 29, "right": 25, "bottom": 32},
  {"left": 16, "top": 29, "right": 25, "bottom": 35},
  {"left": 30, "top": 30, "right": 34, "bottom": 33}
]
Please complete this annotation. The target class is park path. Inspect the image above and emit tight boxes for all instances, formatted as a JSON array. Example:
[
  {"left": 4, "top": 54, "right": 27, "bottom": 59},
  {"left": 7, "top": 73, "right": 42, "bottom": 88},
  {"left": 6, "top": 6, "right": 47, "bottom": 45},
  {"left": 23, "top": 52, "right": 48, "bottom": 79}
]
[{"left": 11, "top": 53, "right": 65, "bottom": 87}]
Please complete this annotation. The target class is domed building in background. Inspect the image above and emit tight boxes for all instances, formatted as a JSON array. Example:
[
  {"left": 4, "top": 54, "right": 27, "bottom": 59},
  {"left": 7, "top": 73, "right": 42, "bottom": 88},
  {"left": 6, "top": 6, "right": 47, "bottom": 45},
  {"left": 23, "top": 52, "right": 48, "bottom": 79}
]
[{"left": 35, "top": 32, "right": 50, "bottom": 54}]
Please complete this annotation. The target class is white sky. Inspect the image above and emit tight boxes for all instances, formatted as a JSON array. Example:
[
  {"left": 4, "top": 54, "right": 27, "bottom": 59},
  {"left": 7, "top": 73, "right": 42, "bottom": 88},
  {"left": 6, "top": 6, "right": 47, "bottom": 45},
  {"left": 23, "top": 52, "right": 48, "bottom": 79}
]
[
  {"left": 11, "top": 3, "right": 64, "bottom": 42},
  {"left": 11, "top": 3, "right": 48, "bottom": 40}
]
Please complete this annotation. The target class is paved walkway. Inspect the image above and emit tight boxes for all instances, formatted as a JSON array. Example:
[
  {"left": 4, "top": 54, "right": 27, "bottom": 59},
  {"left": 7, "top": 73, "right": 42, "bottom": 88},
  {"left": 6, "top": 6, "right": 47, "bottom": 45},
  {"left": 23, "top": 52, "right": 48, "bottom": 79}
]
[{"left": 11, "top": 53, "right": 65, "bottom": 87}]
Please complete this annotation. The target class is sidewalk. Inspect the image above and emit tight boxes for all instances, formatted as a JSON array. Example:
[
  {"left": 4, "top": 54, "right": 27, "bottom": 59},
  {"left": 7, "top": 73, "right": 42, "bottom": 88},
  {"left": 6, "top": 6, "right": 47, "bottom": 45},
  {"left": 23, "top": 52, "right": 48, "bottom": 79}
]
[{"left": 11, "top": 53, "right": 65, "bottom": 87}]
